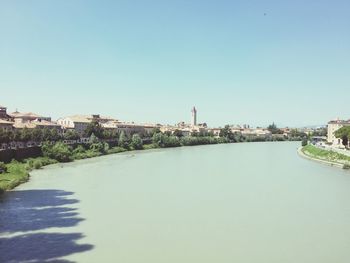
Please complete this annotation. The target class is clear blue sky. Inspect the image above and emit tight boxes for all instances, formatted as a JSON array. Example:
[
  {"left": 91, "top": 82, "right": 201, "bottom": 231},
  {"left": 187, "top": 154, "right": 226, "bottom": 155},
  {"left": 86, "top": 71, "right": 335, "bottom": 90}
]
[{"left": 1, "top": 0, "right": 349, "bottom": 127}]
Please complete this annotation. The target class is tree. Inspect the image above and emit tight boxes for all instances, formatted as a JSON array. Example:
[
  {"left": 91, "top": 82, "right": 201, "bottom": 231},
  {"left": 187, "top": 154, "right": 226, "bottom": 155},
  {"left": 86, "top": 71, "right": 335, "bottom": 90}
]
[
  {"left": 172, "top": 129, "right": 183, "bottom": 138},
  {"left": 267, "top": 122, "right": 282, "bottom": 134},
  {"left": 84, "top": 120, "right": 103, "bottom": 138},
  {"left": 131, "top": 134, "right": 143, "bottom": 149},
  {"left": 20, "top": 127, "right": 32, "bottom": 141},
  {"left": 335, "top": 126, "right": 350, "bottom": 148},
  {"left": 32, "top": 128, "right": 43, "bottom": 142},
  {"left": 42, "top": 142, "right": 73, "bottom": 162},
  {"left": 50, "top": 129, "right": 61, "bottom": 141},
  {"left": 41, "top": 128, "right": 52, "bottom": 141},
  {"left": 89, "top": 133, "right": 99, "bottom": 144},
  {"left": 0, "top": 129, "right": 11, "bottom": 143},
  {"left": 118, "top": 131, "right": 129, "bottom": 148},
  {"left": 150, "top": 127, "right": 161, "bottom": 137},
  {"left": 64, "top": 130, "right": 80, "bottom": 140},
  {"left": 301, "top": 138, "right": 308, "bottom": 147},
  {"left": 191, "top": 130, "right": 199, "bottom": 137},
  {"left": 219, "top": 125, "right": 233, "bottom": 140},
  {"left": 90, "top": 142, "right": 109, "bottom": 154},
  {"left": 152, "top": 132, "right": 163, "bottom": 147}
]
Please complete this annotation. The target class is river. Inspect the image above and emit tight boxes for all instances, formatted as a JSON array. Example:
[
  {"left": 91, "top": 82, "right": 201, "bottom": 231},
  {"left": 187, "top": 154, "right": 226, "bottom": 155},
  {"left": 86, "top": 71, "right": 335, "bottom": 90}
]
[{"left": 1, "top": 142, "right": 350, "bottom": 263}]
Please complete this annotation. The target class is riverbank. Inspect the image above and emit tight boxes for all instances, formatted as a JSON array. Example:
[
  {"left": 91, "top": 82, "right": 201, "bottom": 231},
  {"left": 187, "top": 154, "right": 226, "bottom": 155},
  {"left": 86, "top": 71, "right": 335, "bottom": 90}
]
[
  {"left": 0, "top": 137, "right": 228, "bottom": 194},
  {"left": 298, "top": 144, "right": 350, "bottom": 169}
]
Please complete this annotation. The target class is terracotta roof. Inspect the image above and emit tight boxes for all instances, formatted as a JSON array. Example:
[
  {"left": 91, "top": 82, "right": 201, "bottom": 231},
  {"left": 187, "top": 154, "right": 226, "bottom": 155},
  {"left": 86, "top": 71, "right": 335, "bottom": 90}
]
[
  {"left": 12, "top": 119, "right": 60, "bottom": 129},
  {"left": 13, "top": 122, "right": 36, "bottom": 129},
  {"left": 64, "top": 115, "right": 92, "bottom": 123},
  {"left": 32, "top": 120, "right": 61, "bottom": 127},
  {"left": 61, "top": 115, "right": 116, "bottom": 123},
  {"left": 9, "top": 111, "right": 42, "bottom": 118}
]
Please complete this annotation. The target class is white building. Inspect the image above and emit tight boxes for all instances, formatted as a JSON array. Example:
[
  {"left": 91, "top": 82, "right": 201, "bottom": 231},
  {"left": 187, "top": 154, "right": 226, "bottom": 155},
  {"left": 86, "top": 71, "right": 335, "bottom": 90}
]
[
  {"left": 102, "top": 120, "right": 157, "bottom": 136},
  {"left": 327, "top": 119, "right": 350, "bottom": 145}
]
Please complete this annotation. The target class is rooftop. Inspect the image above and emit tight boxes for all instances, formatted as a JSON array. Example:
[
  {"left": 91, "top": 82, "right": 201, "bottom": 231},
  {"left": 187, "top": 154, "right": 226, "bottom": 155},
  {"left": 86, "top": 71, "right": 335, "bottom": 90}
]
[
  {"left": 32, "top": 119, "right": 60, "bottom": 127},
  {"left": 61, "top": 115, "right": 116, "bottom": 123},
  {"left": 9, "top": 111, "right": 43, "bottom": 119},
  {"left": 328, "top": 119, "right": 350, "bottom": 124}
]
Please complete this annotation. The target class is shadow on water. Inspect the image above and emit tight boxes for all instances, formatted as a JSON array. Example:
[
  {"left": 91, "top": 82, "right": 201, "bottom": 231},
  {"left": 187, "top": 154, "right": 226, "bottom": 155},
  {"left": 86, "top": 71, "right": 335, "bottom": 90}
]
[{"left": 0, "top": 190, "right": 93, "bottom": 263}]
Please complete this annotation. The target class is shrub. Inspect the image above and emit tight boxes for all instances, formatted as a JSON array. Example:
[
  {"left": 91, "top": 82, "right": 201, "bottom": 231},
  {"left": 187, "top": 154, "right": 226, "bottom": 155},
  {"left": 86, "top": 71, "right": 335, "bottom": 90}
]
[
  {"left": 42, "top": 142, "right": 73, "bottom": 162},
  {"left": 118, "top": 131, "right": 129, "bottom": 149},
  {"left": 73, "top": 145, "right": 86, "bottom": 154},
  {"left": 89, "top": 142, "right": 109, "bottom": 154},
  {"left": 343, "top": 163, "right": 350, "bottom": 170},
  {"left": 33, "top": 160, "right": 43, "bottom": 169},
  {"left": 131, "top": 134, "right": 143, "bottom": 150},
  {"left": 301, "top": 139, "right": 308, "bottom": 147}
]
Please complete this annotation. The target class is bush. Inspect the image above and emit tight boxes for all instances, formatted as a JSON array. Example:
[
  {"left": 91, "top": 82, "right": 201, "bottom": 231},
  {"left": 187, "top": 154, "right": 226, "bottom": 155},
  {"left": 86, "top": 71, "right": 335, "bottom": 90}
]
[
  {"left": 73, "top": 145, "right": 86, "bottom": 154},
  {"left": 89, "top": 142, "right": 109, "bottom": 154},
  {"left": 131, "top": 134, "right": 143, "bottom": 150},
  {"left": 33, "top": 160, "right": 43, "bottom": 169},
  {"left": 42, "top": 142, "right": 73, "bottom": 162},
  {"left": 343, "top": 163, "right": 350, "bottom": 170},
  {"left": 301, "top": 139, "right": 308, "bottom": 147},
  {"left": 118, "top": 131, "right": 129, "bottom": 149}
]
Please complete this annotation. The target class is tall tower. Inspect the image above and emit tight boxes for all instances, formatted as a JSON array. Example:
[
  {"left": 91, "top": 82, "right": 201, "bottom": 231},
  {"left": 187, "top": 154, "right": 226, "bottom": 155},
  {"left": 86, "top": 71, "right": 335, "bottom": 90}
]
[{"left": 191, "top": 106, "right": 197, "bottom": 126}]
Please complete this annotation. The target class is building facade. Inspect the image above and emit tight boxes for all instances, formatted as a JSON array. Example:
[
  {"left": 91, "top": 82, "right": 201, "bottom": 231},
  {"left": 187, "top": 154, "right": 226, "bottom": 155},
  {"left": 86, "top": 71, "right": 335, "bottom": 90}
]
[{"left": 327, "top": 119, "right": 350, "bottom": 145}]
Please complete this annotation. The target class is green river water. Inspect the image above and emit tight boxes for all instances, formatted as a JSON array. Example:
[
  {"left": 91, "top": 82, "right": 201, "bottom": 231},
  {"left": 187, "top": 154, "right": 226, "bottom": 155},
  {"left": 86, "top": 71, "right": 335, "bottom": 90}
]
[{"left": 1, "top": 142, "right": 350, "bottom": 263}]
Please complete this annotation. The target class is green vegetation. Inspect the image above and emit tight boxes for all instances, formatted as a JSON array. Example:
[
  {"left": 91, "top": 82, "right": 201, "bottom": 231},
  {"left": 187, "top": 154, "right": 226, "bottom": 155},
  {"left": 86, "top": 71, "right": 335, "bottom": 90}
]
[
  {"left": 0, "top": 157, "right": 59, "bottom": 193},
  {"left": 302, "top": 144, "right": 350, "bottom": 167},
  {"left": 301, "top": 138, "right": 308, "bottom": 147},
  {"left": 107, "top": 146, "right": 128, "bottom": 154},
  {"left": 131, "top": 134, "right": 143, "bottom": 150},
  {"left": 335, "top": 126, "right": 350, "bottom": 148},
  {"left": 267, "top": 122, "right": 283, "bottom": 134},
  {"left": 343, "top": 164, "right": 350, "bottom": 170},
  {"left": 0, "top": 161, "right": 29, "bottom": 194},
  {"left": 142, "top": 144, "right": 158, "bottom": 150},
  {"left": 42, "top": 142, "right": 73, "bottom": 162},
  {"left": 1, "top": 119, "right": 305, "bottom": 194},
  {"left": 118, "top": 131, "right": 129, "bottom": 149}
]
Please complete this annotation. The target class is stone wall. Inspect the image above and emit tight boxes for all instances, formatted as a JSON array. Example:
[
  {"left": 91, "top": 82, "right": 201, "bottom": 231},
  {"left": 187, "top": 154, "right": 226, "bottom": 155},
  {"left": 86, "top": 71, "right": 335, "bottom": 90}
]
[{"left": 0, "top": 147, "right": 42, "bottom": 163}]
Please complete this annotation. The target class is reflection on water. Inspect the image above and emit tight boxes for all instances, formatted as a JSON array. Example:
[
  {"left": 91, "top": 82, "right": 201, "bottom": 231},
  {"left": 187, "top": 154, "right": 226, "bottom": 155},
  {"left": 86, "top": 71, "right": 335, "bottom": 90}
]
[{"left": 0, "top": 190, "right": 93, "bottom": 263}]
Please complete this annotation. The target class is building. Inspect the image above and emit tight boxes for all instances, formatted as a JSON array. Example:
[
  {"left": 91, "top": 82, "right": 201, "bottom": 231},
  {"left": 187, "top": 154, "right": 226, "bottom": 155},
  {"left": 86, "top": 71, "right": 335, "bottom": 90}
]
[
  {"left": 7, "top": 110, "right": 61, "bottom": 132},
  {"left": 13, "top": 119, "right": 62, "bottom": 132},
  {"left": 0, "top": 105, "right": 14, "bottom": 131},
  {"left": 102, "top": 120, "right": 156, "bottom": 136},
  {"left": 327, "top": 119, "right": 350, "bottom": 145},
  {"left": 191, "top": 106, "right": 197, "bottom": 126},
  {"left": 57, "top": 115, "right": 97, "bottom": 135},
  {"left": 9, "top": 111, "right": 52, "bottom": 124},
  {"left": 0, "top": 119, "right": 14, "bottom": 131},
  {"left": 0, "top": 105, "right": 11, "bottom": 119}
]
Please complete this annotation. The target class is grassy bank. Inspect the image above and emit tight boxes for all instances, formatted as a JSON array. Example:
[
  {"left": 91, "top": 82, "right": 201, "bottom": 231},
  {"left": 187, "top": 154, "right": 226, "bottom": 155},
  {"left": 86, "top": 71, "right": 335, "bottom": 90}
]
[
  {"left": 301, "top": 144, "right": 350, "bottom": 169},
  {"left": 0, "top": 157, "right": 58, "bottom": 194}
]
